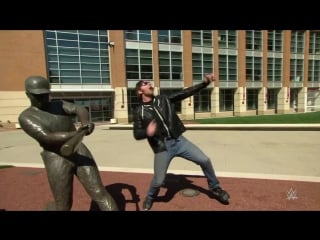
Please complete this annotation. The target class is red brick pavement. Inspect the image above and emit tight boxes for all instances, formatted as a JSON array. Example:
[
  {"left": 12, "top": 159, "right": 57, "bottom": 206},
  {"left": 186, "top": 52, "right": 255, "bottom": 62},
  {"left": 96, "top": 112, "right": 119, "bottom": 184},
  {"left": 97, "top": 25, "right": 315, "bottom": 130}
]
[{"left": 0, "top": 166, "right": 320, "bottom": 211}]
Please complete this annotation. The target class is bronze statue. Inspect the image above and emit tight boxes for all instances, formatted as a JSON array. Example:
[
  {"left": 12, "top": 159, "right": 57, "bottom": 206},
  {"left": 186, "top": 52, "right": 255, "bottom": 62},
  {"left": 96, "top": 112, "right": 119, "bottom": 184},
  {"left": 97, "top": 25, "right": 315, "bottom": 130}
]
[{"left": 18, "top": 76, "right": 119, "bottom": 211}]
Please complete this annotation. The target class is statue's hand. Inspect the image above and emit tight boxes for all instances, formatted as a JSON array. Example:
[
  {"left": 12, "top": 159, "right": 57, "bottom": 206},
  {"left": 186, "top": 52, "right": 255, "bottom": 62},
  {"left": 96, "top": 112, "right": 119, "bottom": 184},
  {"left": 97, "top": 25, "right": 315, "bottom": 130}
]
[{"left": 78, "top": 122, "right": 95, "bottom": 136}]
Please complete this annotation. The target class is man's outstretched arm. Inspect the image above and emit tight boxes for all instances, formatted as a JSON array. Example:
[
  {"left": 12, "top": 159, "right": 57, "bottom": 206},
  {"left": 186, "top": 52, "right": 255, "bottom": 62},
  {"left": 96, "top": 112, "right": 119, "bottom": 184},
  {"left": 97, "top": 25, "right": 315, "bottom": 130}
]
[{"left": 169, "top": 73, "right": 215, "bottom": 103}]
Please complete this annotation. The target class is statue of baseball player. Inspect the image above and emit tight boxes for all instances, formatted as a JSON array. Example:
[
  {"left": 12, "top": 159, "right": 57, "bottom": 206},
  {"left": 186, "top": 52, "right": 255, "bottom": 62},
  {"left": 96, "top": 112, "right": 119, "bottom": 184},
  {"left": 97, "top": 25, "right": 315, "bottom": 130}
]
[{"left": 18, "top": 76, "right": 118, "bottom": 211}]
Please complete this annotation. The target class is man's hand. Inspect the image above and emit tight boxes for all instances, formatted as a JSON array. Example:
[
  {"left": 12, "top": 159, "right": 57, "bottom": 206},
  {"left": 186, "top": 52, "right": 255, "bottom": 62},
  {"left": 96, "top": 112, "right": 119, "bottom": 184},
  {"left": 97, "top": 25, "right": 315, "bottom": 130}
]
[
  {"left": 146, "top": 119, "right": 157, "bottom": 137},
  {"left": 203, "top": 73, "right": 215, "bottom": 84}
]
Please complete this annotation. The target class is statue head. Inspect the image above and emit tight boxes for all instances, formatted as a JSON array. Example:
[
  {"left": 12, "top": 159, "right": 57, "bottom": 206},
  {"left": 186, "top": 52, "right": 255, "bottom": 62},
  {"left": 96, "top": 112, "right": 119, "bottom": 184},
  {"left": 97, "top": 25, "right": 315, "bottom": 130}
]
[
  {"left": 25, "top": 76, "right": 50, "bottom": 109},
  {"left": 25, "top": 76, "right": 50, "bottom": 95}
]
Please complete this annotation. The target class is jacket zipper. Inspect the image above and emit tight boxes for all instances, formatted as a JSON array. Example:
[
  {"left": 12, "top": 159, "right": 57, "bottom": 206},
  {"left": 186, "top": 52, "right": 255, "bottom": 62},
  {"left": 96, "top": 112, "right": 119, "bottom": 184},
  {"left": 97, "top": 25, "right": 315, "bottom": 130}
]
[{"left": 142, "top": 98, "right": 171, "bottom": 138}]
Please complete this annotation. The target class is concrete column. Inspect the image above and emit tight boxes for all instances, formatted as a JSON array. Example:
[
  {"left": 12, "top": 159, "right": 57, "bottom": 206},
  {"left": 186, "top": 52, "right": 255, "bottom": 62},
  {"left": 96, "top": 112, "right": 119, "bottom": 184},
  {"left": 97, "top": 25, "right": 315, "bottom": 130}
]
[
  {"left": 113, "top": 87, "right": 128, "bottom": 124},
  {"left": 234, "top": 87, "right": 246, "bottom": 116},
  {"left": 257, "top": 87, "right": 268, "bottom": 115},
  {"left": 277, "top": 87, "right": 291, "bottom": 114},
  {"left": 181, "top": 96, "right": 194, "bottom": 120},
  {"left": 211, "top": 87, "right": 219, "bottom": 116},
  {"left": 297, "top": 87, "right": 307, "bottom": 113}
]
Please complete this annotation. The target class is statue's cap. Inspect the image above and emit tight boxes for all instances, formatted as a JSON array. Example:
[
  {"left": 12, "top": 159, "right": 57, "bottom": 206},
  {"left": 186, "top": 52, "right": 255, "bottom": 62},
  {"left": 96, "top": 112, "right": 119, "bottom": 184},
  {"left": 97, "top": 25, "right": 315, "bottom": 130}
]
[{"left": 25, "top": 76, "right": 50, "bottom": 94}]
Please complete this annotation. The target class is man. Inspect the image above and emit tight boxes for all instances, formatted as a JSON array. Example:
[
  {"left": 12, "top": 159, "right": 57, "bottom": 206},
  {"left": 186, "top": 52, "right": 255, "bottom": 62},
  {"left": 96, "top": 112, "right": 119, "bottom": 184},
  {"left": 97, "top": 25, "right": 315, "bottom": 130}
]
[
  {"left": 18, "top": 76, "right": 118, "bottom": 211},
  {"left": 133, "top": 73, "right": 230, "bottom": 211}
]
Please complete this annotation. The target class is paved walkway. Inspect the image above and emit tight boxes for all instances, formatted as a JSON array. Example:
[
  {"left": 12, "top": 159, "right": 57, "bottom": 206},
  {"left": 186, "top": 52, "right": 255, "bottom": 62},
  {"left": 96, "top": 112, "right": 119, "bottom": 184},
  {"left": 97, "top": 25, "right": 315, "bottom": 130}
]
[{"left": 0, "top": 124, "right": 320, "bottom": 211}]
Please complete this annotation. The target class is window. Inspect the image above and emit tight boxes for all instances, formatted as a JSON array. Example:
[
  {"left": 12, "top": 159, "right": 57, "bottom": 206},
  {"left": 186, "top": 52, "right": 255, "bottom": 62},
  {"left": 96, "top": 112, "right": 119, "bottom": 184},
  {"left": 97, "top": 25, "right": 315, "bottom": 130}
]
[
  {"left": 246, "top": 30, "right": 262, "bottom": 51},
  {"left": 159, "top": 51, "right": 183, "bottom": 80},
  {"left": 192, "top": 30, "right": 213, "bottom": 47},
  {"left": 267, "top": 88, "right": 278, "bottom": 109},
  {"left": 308, "top": 60, "right": 320, "bottom": 82},
  {"left": 291, "top": 30, "right": 305, "bottom": 54},
  {"left": 246, "top": 56, "right": 262, "bottom": 81},
  {"left": 125, "top": 49, "right": 153, "bottom": 80},
  {"left": 51, "top": 95, "right": 113, "bottom": 122},
  {"left": 192, "top": 53, "right": 213, "bottom": 81},
  {"left": 127, "top": 89, "right": 141, "bottom": 122},
  {"left": 194, "top": 89, "right": 211, "bottom": 112},
  {"left": 309, "top": 31, "right": 320, "bottom": 54},
  {"left": 45, "top": 30, "right": 110, "bottom": 84},
  {"left": 219, "top": 55, "right": 237, "bottom": 81},
  {"left": 267, "top": 57, "right": 282, "bottom": 82},
  {"left": 268, "top": 30, "right": 283, "bottom": 52},
  {"left": 218, "top": 30, "right": 237, "bottom": 49},
  {"left": 219, "top": 89, "right": 234, "bottom": 112},
  {"left": 125, "top": 30, "right": 152, "bottom": 42},
  {"left": 247, "top": 89, "right": 259, "bottom": 110},
  {"left": 158, "top": 30, "right": 181, "bottom": 44},
  {"left": 290, "top": 59, "right": 303, "bottom": 82}
]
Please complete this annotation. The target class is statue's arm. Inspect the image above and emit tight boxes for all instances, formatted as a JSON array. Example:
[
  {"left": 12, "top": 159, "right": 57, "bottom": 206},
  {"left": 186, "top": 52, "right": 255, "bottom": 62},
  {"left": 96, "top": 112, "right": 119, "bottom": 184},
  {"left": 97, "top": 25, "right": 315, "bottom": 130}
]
[
  {"left": 18, "top": 112, "right": 77, "bottom": 147},
  {"left": 62, "top": 101, "right": 94, "bottom": 136},
  {"left": 62, "top": 101, "right": 90, "bottom": 125}
]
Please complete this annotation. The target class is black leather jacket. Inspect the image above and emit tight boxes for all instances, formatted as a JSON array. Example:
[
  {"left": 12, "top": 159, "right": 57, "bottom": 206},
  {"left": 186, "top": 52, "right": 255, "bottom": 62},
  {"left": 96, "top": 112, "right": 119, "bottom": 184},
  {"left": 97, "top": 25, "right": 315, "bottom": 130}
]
[{"left": 133, "top": 81, "right": 210, "bottom": 153}]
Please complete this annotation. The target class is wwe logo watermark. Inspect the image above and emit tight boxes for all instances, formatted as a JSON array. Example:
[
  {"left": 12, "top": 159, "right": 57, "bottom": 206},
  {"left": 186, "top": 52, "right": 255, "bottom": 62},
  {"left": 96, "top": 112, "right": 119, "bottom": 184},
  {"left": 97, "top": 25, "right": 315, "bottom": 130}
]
[{"left": 286, "top": 187, "right": 298, "bottom": 200}]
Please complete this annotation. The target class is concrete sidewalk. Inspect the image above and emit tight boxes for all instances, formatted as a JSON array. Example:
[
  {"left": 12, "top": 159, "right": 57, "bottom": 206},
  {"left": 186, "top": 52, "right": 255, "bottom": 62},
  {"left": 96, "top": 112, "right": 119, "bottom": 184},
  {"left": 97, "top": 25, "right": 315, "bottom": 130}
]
[{"left": 1, "top": 124, "right": 320, "bottom": 182}]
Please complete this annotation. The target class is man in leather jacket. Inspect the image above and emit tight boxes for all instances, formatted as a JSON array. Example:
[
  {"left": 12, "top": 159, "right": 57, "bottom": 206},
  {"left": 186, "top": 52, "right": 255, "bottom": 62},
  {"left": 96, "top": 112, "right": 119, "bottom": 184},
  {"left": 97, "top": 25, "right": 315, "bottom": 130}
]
[
  {"left": 19, "top": 76, "right": 118, "bottom": 211},
  {"left": 133, "top": 73, "right": 230, "bottom": 210}
]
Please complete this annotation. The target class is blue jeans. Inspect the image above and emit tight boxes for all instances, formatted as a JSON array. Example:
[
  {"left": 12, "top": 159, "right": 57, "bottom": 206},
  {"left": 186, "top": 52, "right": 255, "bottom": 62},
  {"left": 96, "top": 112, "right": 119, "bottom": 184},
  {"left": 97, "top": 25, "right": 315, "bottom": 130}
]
[{"left": 146, "top": 135, "right": 220, "bottom": 199}]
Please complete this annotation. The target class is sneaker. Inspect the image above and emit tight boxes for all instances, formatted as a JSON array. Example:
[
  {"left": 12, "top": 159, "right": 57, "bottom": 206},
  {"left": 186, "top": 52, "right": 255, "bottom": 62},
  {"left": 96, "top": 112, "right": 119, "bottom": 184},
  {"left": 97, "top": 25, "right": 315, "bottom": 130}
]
[
  {"left": 142, "top": 197, "right": 153, "bottom": 211},
  {"left": 211, "top": 187, "right": 230, "bottom": 204}
]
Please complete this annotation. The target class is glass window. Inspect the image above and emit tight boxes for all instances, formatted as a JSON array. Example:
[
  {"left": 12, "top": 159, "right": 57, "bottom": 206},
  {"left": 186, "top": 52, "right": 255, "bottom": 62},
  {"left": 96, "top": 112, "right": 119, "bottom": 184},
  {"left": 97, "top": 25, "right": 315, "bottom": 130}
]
[
  {"left": 308, "top": 60, "right": 320, "bottom": 82},
  {"left": 194, "top": 88, "right": 211, "bottom": 112},
  {"left": 219, "top": 89, "right": 234, "bottom": 112},
  {"left": 78, "top": 34, "right": 98, "bottom": 42},
  {"left": 192, "top": 53, "right": 213, "bottom": 81},
  {"left": 309, "top": 31, "right": 320, "bottom": 54},
  {"left": 291, "top": 30, "right": 305, "bottom": 54},
  {"left": 54, "top": 96, "right": 113, "bottom": 122},
  {"left": 81, "top": 63, "right": 101, "bottom": 71},
  {"left": 125, "top": 48, "right": 153, "bottom": 80},
  {"left": 247, "top": 89, "right": 259, "bottom": 110},
  {"left": 45, "top": 30, "right": 56, "bottom": 39},
  {"left": 246, "top": 56, "right": 262, "bottom": 81},
  {"left": 159, "top": 50, "right": 182, "bottom": 81},
  {"left": 80, "top": 48, "right": 100, "bottom": 56},
  {"left": 158, "top": 30, "right": 181, "bottom": 44},
  {"left": 80, "top": 56, "right": 101, "bottom": 64},
  {"left": 268, "top": 30, "right": 283, "bottom": 52},
  {"left": 59, "top": 62, "right": 80, "bottom": 69},
  {"left": 246, "top": 30, "right": 262, "bottom": 50},
  {"left": 125, "top": 30, "right": 152, "bottom": 42},
  {"left": 218, "top": 30, "right": 237, "bottom": 49},
  {"left": 192, "top": 30, "right": 213, "bottom": 47},
  {"left": 290, "top": 59, "right": 304, "bottom": 82},
  {"left": 58, "top": 40, "right": 78, "bottom": 48},
  {"left": 219, "top": 55, "right": 237, "bottom": 81},
  {"left": 57, "top": 31, "right": 78, "bottom": 41},
  {"left": 267, "top": 57, "right": 282, "bottom": 82},
  {"left": 80, "top": 41, "right": 99, "bottom": 49},
  {"left": 267, "top": 88, "right": 278, "bottom": 109},
  {"left": 45, "top": 30, "right": 111, "bottom": 84},
  {"left": 127, "top": 89, "right": 141, "bottom": 121},
  {"left": 125, "top": 30, "right": 138, "bottom": 40},
  {"left": 58, "top": 47, "right": 79, "bottom": 55}
]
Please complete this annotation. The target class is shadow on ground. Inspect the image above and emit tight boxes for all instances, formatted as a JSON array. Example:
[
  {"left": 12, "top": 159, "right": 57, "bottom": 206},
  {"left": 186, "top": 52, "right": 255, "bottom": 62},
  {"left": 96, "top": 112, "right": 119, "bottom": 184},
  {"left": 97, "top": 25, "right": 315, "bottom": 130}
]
[
  {"left": 157, "top": 173, "right": 228, "bottom": 205},
  {"left": 89, "top": 183, "right": 140, "bottom": 211},
  {"left": 89, "top": 173, "right": 228, "bottom": 211}
]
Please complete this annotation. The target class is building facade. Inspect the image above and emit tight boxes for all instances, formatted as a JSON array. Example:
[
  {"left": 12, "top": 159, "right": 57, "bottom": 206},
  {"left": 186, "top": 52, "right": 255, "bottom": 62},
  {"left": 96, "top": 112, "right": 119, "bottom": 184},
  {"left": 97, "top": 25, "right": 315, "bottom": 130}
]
[{"left": 0, "top": 30, "right": 320, "bottom": 124}]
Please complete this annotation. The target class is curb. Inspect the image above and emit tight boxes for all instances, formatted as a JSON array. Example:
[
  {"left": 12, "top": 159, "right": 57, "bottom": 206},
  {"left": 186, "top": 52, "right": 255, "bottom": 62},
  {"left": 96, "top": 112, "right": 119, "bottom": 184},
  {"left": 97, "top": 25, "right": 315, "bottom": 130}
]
[{"left": 102, "top": 124, "right": 320, "bottom": 131}]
